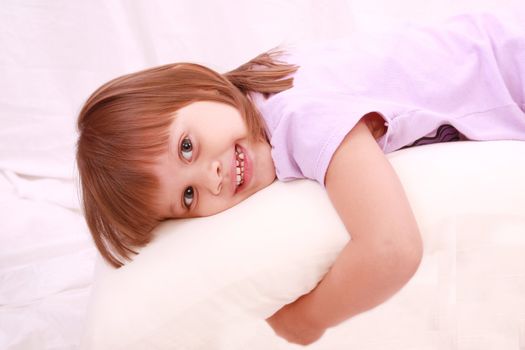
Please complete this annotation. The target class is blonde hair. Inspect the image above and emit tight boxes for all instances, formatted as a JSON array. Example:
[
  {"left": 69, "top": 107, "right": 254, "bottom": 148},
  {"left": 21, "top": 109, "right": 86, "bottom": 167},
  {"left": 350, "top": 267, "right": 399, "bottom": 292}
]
[{"left": 76, "top": 50, "right": 298, "bottom": 267}]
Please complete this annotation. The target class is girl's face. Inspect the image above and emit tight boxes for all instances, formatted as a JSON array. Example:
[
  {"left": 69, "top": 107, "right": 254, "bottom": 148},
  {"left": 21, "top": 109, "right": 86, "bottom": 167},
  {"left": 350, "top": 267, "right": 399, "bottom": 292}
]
[{"left": 155, "top": 101, "right": 276, "bottom": 218}]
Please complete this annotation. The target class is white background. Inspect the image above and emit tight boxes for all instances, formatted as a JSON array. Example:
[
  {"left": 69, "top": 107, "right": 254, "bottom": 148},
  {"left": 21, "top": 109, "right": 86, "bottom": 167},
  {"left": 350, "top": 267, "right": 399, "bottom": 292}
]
[{"left": 1, "top": 1, "right": 524, "bottom": 349}]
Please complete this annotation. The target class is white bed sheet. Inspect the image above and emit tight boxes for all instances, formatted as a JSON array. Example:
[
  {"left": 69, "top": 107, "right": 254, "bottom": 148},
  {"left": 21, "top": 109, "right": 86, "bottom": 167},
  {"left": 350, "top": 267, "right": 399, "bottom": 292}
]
[{"left": 1, "top": 1, "right": 524, "bottom": 349}]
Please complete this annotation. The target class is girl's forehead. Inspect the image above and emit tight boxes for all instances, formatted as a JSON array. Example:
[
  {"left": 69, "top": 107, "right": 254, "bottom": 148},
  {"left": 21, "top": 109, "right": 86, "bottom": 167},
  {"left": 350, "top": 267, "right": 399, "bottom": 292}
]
[
  {"left": 178, "top": 100, "right": 238, "bottom": 115},
  {"left": 168, "top": 101, "right": 242, "bottom": 135},
  {"left": 172, "top": 101, "right": 242, "bottom": 126}
]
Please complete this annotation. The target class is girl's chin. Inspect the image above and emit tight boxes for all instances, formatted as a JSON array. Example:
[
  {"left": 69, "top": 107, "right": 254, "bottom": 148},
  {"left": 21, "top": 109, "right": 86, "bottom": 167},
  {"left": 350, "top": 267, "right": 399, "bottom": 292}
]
[{"left": 257, "top": 173, "right": 277, "bottom": 191}]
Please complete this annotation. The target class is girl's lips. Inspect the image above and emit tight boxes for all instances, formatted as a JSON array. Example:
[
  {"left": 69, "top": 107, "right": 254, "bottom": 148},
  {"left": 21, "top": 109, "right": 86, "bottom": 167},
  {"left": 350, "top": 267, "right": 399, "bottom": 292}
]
[
  {"left": 240, "top": 144, "right": 252, "bottom": 191},
  {"left": 230, "top": 147, "right": 237, "bottom": 194}
]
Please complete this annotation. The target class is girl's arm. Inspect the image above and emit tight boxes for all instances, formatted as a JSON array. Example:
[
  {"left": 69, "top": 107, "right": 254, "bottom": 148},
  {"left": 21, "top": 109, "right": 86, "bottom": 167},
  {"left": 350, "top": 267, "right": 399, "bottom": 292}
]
[{"left": 267, "top": 114, "right": 423, "bottom": 345}]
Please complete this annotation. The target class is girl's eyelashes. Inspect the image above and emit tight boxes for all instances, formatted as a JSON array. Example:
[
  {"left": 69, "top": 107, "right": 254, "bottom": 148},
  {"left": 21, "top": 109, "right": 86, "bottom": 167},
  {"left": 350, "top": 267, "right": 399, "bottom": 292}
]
[
  {"left": 183, "top": 186, "right": 194, "bottom": 209},
  {"left": 180, "top": 137, "right": 193, "bottom": 161},
  {"left": 180, "top": 137, "right": 195, "bottom": 210}
]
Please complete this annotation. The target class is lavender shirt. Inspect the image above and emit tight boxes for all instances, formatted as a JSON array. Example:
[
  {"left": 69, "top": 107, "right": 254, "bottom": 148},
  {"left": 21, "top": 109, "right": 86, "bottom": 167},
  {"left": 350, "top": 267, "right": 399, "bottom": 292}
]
[{"left": 251, "top": 13, "right": 525, "bottom": 186}]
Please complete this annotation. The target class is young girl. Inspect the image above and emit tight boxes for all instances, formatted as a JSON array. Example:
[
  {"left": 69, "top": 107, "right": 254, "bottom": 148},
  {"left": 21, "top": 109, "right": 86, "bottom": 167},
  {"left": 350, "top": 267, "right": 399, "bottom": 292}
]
[{"left": 77, "top": 13, "right": 525, "bottom": 345}]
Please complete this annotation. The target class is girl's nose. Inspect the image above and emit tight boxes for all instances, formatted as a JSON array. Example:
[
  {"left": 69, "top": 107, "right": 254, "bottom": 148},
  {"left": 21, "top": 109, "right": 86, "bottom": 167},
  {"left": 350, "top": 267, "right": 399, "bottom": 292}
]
[{"left": 205, "top": 160, "right": 222, "bottom": 195}]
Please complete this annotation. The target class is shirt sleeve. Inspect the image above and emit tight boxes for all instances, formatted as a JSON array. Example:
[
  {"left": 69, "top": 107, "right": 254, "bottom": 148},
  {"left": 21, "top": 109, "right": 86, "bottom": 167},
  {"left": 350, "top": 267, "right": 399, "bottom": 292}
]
[{"left": 267, "top": 89, "right": 393, "bottom": 186}]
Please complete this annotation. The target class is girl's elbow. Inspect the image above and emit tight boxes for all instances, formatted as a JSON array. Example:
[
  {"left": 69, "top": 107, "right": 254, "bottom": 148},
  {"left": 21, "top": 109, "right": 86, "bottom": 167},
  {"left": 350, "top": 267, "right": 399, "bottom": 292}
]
[
  {"left": 396, "top": 228, "right": 423, "bottom": 280},
  {"left": 380, "top": 227, "right": 423, "bottom": 282}
]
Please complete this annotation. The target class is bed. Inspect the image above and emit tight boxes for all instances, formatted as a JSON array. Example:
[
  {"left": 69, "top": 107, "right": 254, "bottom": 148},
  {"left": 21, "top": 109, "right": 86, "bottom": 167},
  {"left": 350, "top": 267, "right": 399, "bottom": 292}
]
[{"left": 1, "top": 1, "right": 524, "bottom": 349}]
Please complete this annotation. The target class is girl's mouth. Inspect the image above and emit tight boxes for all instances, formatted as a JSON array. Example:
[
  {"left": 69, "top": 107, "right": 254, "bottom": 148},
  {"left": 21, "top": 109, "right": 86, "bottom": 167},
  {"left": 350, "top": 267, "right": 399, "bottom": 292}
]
[
  {"left": 234, "top": 144, "right": 245, "bottom": 187},
  {"left": 232, "top": 144, "right": 251, "bottom": 194}
]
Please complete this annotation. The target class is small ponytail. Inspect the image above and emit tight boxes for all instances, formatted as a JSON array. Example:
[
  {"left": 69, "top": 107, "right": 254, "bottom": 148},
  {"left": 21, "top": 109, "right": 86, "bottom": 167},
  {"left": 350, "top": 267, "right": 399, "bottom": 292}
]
[{"left": 224, "top": 48, "right": 298, "bottom": 98}]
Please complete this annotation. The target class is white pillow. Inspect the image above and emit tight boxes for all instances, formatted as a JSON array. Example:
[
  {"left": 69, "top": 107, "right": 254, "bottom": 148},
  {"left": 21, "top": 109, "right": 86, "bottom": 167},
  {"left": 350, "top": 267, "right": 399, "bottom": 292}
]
[
  {"left": 81, "top": 177, "right": 349, "bottom": 349},
  {"left": 81, "top": 141, "right": 525, "bottom": 350}
]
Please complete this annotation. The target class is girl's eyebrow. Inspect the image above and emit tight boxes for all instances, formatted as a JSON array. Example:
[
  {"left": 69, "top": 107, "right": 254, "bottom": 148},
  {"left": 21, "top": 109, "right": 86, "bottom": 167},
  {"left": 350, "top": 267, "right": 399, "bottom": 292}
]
[
  {"left": 169, "top": 203, "right": 178, "bottom": 218},
  {"left": 168, "top": 128, "right": 182, "bottom": 162}
]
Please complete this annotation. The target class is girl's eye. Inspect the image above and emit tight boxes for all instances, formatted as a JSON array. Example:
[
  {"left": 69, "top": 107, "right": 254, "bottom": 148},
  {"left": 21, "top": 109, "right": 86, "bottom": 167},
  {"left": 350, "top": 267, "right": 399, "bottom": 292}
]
[
  {"left": 181, "top": 137, "right": 193, "bottom": 160},
  {"left": 183, "top": 186, "right": 194, "bottom": 208}
]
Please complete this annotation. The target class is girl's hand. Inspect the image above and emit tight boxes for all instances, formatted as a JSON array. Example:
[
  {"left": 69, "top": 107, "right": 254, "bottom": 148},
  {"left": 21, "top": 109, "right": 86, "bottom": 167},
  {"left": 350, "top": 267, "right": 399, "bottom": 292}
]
[{"left": 266, "top": 298, "right": 326, "bottom": 346}]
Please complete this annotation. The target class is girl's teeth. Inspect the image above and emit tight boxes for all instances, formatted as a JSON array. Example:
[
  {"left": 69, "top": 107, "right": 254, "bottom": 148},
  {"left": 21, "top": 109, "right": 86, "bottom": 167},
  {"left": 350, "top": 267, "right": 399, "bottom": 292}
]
[{"left": 235, "top": 145, "right": 246, "bottom": 187}]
